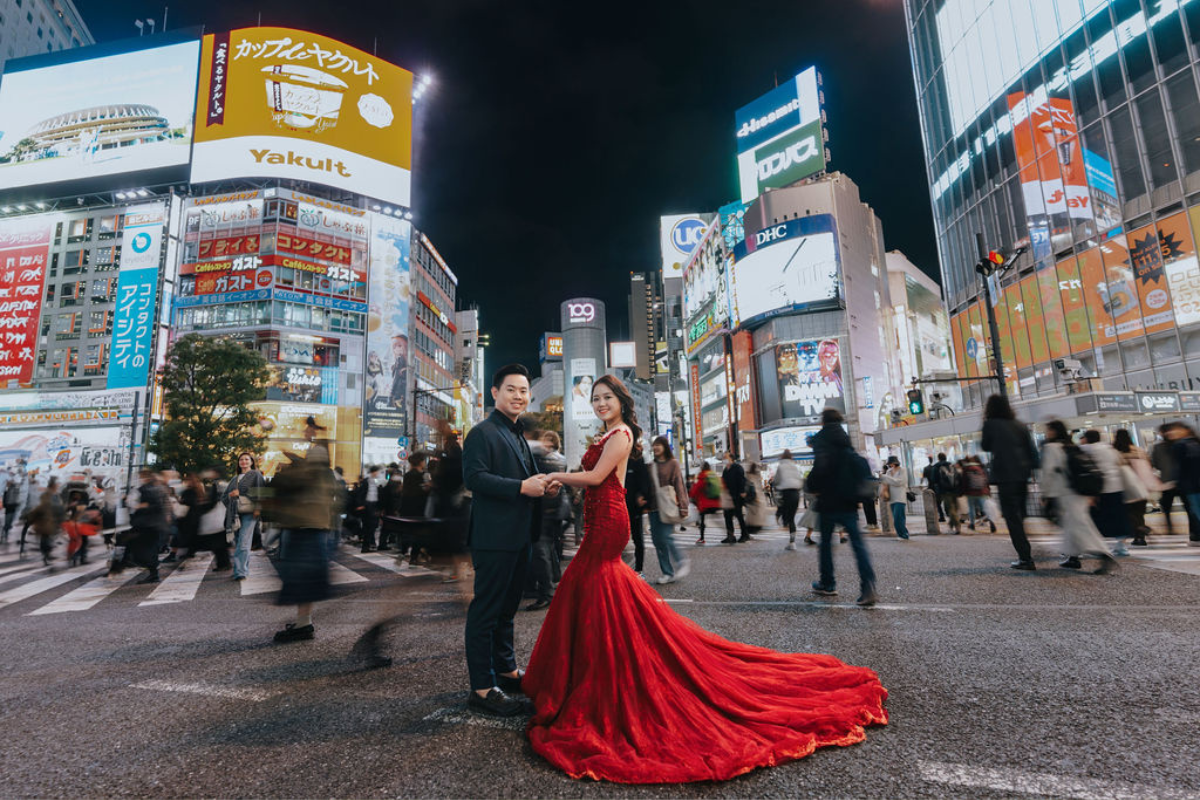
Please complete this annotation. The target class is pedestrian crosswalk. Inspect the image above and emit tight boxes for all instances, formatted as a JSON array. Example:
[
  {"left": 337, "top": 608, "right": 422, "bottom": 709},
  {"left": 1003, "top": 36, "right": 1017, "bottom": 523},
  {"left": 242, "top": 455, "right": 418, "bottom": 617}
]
[{"left": 0, "top": 544, "right": 436, "bottom": 617}]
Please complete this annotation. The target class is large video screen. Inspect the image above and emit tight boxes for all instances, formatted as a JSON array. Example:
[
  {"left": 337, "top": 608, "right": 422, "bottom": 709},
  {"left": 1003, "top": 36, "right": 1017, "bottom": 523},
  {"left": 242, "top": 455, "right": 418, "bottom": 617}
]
[
  {"left": 192, "top": 28, "right": 413, "bottom": 207},
  {"left": 731, "top": 214, "right": 839, "bottom": 326},
  {"left": 0, "top": 40, "right": 200, "bottom": 191},
  {"left": 735, "top": 66, "right": 824, "bottom": 203}
]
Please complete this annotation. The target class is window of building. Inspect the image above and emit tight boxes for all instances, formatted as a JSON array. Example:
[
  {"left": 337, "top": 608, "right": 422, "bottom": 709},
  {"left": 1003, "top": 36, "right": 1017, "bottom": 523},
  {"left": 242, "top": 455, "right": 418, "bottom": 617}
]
[
  {"left": 62, "top": 249, "right": 89, "bottom": 274},
  {"left": 55, "top": 313, "right": 81, "bottom": 339},
  {"left": 1135, "top": 89, "right": 1179, "bottom": 190},
  {"left": 1108, "top": 106, "right": 1147, "bottom": 202},
  {"left": 97, "top": 214, "right": 121, "bottom": 239},
  {"left": 94, "top": 246, "right": 115, "bottom": 266},
  {"left": 84, "top": 344, "right": 105, "bottom": 375},
  {"left": 88, "top": 310, "right": 112, "bottom": 337},
  {"left": 60, "top": 281, "right": 86, "bottom": 307},
  {"left": 1166, "top": 70, "right": 1200, "bottom": 177},
  {"left": 66, "top": 217, "right": 91, "bottom": 243}
]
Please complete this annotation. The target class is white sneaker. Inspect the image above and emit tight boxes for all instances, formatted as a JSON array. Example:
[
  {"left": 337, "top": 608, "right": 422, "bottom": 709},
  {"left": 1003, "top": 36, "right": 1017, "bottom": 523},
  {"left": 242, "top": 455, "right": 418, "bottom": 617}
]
[
  {"left": 656, "top": 574, "right": 675, "bottom": 585},
  {"left": 675, "top": 560, "right": 691, "bottom": 580},
  {"left": 785, "top": 542, "right": 798, "bottom": 551}
]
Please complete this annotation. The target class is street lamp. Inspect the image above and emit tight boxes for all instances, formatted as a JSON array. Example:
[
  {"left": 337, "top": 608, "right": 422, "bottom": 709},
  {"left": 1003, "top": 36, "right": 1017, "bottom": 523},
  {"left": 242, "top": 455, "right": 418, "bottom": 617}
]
[{"left": 973, "top": 233, "right": 1027, "bottom": 399}]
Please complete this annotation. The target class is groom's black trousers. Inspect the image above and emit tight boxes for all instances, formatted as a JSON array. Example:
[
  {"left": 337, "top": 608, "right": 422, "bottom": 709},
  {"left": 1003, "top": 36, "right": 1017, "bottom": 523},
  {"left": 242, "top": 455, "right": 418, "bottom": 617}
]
[{"left": 465, "top": 544, "right": 531, "bottom": 691}]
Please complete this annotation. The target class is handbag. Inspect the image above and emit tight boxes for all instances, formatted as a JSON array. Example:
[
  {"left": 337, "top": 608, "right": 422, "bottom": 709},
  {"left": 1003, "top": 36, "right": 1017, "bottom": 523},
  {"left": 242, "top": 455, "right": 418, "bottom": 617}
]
[
  {"left": 1119, "top": 463, "right": 1147, "bottom": 503},
  {"left": 199, "top": 499, "right": 226, "bottom": 536},
  {"left": 234, "top": 474, "right": 255, "bottom": 514},
  {"left": 649, "top": 462, "right": 683, "bottom": 524},
  {"left": 905, "top": 490, "right": 917, "bottom": 503}
]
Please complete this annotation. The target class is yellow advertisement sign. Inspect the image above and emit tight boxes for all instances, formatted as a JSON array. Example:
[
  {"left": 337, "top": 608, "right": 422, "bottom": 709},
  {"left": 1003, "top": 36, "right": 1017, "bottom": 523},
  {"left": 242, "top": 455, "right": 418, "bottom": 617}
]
[{"left": 192, "top": 28, "right": 413, "bottom": 205}]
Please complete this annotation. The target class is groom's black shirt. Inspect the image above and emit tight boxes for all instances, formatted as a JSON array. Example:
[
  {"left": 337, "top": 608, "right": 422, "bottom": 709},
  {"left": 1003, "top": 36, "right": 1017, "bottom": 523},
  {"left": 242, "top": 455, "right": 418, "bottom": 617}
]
[{"left": 462, "top": 410, "right": 543, "bottom": 550}]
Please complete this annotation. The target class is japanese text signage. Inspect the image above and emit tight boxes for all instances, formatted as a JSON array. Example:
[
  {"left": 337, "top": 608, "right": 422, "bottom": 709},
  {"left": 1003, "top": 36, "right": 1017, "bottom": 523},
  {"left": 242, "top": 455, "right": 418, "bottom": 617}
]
[
  {"left": 109, "top": 203, "right": 166, "bottom": 390},
  {"left": 0, "top": 216, "right": 53, "bottom": 385},
  {"left": 192, "top": 28, "right": 414, "bottom": 207},
  {"left": 735, "top": 67, "right": 825, "bottom": 203}
]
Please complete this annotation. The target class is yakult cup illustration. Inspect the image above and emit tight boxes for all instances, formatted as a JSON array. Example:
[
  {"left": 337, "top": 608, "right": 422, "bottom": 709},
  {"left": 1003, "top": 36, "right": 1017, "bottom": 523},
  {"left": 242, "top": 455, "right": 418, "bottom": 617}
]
[{"left": 262, "top": 64, "right": 349, "bottom": 132}]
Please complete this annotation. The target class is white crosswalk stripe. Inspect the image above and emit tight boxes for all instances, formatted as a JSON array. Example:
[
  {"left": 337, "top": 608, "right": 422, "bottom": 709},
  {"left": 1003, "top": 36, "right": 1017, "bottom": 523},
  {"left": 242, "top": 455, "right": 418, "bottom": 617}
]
[
  {"left": 139, "top": 554, "right": 215, "bottom": 607},
  {"left": 0, "top": 561, "right": 47, "bottom": 584},
  {"left": 344, "top": 547, "right": 435, "bottom": 577},
  {"left": 0, "top": 561, "right": 106, "bottom": 610},
  {"left": 329, "top": 560, "right": 369, "bottom": 585},
  {"left": 28, "top": 570, "right": 141, "bottom": 615},
  {"left": 240, "top": 551, "right": 282, "bottom": 596}
]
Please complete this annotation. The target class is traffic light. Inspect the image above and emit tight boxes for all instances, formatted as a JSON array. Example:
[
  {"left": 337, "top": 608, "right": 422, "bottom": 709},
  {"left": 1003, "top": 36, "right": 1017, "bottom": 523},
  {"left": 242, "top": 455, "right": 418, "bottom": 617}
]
[
  {"left": 907, "top": 388, "right": 925, "bottom": 415},
  {"left": 986, "top": 250, "right": 1005, "bottom": 266}
]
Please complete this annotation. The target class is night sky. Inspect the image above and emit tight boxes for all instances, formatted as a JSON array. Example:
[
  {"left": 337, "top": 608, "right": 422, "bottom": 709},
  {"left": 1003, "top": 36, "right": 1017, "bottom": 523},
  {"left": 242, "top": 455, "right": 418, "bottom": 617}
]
[{"left": 75, "top": 0, "right": 935, "bottom": 375}]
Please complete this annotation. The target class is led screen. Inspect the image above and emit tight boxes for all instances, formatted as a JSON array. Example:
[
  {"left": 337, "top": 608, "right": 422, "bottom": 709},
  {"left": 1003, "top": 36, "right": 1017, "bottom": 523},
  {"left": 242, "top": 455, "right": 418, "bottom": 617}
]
[
  {"left": 734, "top": 66, "right": 823, "bottom": 203},
  {"left": 730, "top": 215, "right": 839, "bottom": 326},
  {"left": 192, "top": 28, "right": 413, "bottom": 207},
  {"left": 0, "top": 40, "right": 200, "bottom": 191}
]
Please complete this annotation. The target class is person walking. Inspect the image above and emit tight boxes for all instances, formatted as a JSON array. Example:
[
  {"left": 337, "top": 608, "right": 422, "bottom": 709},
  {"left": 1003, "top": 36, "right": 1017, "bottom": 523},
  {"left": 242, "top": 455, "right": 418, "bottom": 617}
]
[
  {"left": 1166, "top": 422, "right": 1200, "bottom": 547},
  {"left": 353, "top": 465, "right": 383, "bottom": 552},
  {"left": 624, "top": 450, "right": 652, "bottom": 576},
  {"left": 183, "top": 470, "right": 232, "bottom": 572},
  {"left": 961, "top": 456, "right": 996, "bottom": 533},
  {"left": 647, "top": 436, "right": 689, "bottom": 584},
  {"left": 1151, "top": 424, "right": 1199, "bottom": 540},
  {"left": 772, "top": 450, "right": 803, "bottom": 549},
  {"left": 981, "top": 394, "right": 1039, "bottom": 570},
  {"left": 1081, "top": 430, "right": 1133, "bottom": 555},
  {"left": 930, "top": 453, "right": 961, "bottom": 534},
  {"left": 125, "top": 470, "right": 169, "bottom": 584},
  {"left": 28, "top": 479, "right": 65, "bottom": 569},
  {"left": 921, "top": 458, "right": 945, "bottom": 523},
  {"left": 224, "top": 453, "right": 264, "bottom": 581},
  {"left": 743, "top": 463, "right": 770, "bottom": 532},
  {"left": 688, "top": 462, "right": 722, "bottom": 545},
  {"left": 807, "top": 408, "right": 878, "bottom": 606},
  {"left": 526, "top": 431, "right": 568, "bottom": 610},
  {"left": 3, "top": 466, "right": 28, "bottom": 544},
  {"left": 1040, "top": 421, "right": 1118, "bottom": 574},
  {"left": 719, "top": 452, "right": 749, "bottom": 543},
  {"left": 1112, "top": 429, "right": 1159, "bottom": 547},
  {"left": 881, "top": 457, "right": 910, "bottom": 540}
]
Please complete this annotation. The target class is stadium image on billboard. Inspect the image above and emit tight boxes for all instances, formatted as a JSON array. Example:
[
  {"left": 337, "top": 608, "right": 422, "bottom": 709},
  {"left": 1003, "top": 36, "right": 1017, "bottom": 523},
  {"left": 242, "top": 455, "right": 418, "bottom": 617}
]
[
  {"left": 731, "top": 214, "right": 839, "bottom": 327},
  {"left": 735, "top": 66, "right": 824, "bottom": 203},
  {"left": 0, "top": 38, "right": 201, "bottom": 193},
  {"left": 191, "top": 28, "right": 414, "bottom": 207}
]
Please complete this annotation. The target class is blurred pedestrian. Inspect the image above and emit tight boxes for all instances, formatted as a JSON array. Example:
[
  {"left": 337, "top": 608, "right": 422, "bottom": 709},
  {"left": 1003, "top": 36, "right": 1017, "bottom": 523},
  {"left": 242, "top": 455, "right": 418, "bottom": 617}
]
[
  {"left": 625, "top": 449, "right": 652, "bottom": 575},
  {"left": 224, "top": 453, "right": 264, "bottom": 581},
  {"left": 720, "top": 452, "right": 748, "bottom": 543},
  {"left": 744, "top": 462, "right": 770, "bottom": 532},
  {"left": 267, "top": 445, "right": 336, "bottom": 643},
  {"left": 688, "top": 462, "right": 722, "bottom": 545},
  {"left": 353, "top": 465, "right": 383, "bottom": 552},
  {"left": 921, "top": 458, "right": 945, "bottom": 522},
  {"left": 808, "top": 409, "right": 877, "bottom": 606},
  {"left": 647, "top": 436, "right": 689, "bottom": 584},
  {"left": 1081, "top": 430, "right": 1133, "bottom": 555},
  {"left": 1112, "top": 429, "right": 1158, "bottom": 547},
  {"left": 772, "top": 449, "right": 803, "bottom": 549},
  {"left": 125, "top": 470, "right": 169, "bottom": 584},
  {"left": 1040, "top": 421, "right": 1117, "bottom": 574},
  {"left": 1151, "top": 424, "right": 1199, "bottom": 541},
  {"left": 1166, "top": 422, "right": 1200, "bottom": 548},
  {"left": 961, "top": 455, "right": 996, "bottom": 533},
  {"left": 981, "top": 394, "right": 1038, "bottom": 569},
  {"left": 183, "top": 470, "right": 232, "bottom": 572},
  {"left": 378, "top": 462, "right": 405, "bottom": 551},
  {"left": 527, "top": 431, "right": 568, "bottom": 609},
  {"left": 28, "top": 478, "right": 65, "bottom": 569},
  {"left": 400, "top": 453, "right": 430, "bottom": 517},
  {"left": 930, "top": 453, "right": 961, "bottom": 534},
  {"left": 881, "top": 456, "right": 910, "bottom": 540},
  {"left": 3, "top": 465, "right": 28, "bottom": 544}
]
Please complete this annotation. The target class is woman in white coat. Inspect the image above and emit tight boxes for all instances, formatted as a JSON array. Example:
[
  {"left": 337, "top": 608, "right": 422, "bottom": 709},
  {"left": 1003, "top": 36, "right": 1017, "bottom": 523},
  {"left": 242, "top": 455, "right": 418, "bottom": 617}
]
[{"left": 1040, "top": 420, "right": 1118, "bottom": 575}]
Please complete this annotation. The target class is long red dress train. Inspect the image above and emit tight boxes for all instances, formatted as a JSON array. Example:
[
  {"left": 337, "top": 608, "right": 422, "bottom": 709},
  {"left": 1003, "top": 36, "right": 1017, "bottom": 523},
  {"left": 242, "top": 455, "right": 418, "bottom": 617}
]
[{"left": 522, "top": 429, "right": 888, "bottom": 783}]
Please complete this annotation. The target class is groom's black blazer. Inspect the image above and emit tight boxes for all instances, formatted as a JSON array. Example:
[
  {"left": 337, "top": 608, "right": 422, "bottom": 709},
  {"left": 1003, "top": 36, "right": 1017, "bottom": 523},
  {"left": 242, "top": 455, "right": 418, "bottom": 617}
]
[{"left": 462, "top": 410, "right": 542, "bottom": 551}]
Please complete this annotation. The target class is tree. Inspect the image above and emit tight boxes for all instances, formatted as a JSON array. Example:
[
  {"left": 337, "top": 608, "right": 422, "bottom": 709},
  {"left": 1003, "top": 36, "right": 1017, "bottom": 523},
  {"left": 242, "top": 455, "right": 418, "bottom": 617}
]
[{"left": 149, "top": 334, "right": 271, "bottom": 475}]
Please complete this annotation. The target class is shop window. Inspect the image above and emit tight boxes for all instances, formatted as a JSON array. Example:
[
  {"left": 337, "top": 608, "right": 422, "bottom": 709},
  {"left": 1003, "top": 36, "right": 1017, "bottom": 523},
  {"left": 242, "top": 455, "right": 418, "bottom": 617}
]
[{"left": 1135, "top": 89, "right": 1179, "bottom": 190}]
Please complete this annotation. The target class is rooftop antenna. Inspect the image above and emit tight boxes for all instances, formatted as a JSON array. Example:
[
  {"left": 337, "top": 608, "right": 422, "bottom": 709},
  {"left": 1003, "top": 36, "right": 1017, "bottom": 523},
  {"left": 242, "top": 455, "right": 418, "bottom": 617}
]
[{"left": 163, "top": 7, "right": 168, "bottom": 31}]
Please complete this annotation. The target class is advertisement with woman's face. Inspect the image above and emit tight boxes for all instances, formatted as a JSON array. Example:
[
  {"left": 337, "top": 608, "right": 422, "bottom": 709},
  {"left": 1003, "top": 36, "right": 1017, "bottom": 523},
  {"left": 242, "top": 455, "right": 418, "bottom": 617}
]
[
  {"left": 776, "top": 339, "right": 845, "bottom": 419},
  {"left": 572, "top": 373, "right": 595, "bottom": 421}
]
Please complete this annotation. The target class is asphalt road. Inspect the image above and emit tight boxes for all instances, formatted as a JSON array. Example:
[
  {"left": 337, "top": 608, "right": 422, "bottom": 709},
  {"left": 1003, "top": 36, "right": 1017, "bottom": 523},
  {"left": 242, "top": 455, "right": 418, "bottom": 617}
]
[{"left": 2, "top": 517, "right": 1199, "bottom": 800}]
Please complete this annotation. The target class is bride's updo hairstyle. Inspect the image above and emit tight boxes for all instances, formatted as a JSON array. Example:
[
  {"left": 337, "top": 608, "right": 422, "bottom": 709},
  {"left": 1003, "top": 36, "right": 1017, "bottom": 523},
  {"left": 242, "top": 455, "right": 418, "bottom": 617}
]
[{"left": 593, "top": 374, "right": 643, "bottom": 458}]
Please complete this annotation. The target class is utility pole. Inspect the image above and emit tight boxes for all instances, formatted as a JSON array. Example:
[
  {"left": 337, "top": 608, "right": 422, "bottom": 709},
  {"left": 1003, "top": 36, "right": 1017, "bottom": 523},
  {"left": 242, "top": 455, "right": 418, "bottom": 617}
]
[{"left": 973, "top": 233, "right": 1026, "bottom": 400}]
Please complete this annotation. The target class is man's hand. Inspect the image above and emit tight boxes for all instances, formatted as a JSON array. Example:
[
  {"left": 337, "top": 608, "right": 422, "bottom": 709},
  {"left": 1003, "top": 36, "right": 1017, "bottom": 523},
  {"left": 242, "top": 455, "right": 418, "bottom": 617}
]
[
  {"left": 545, "top": 480, "right": 562, "bottom": 498},
  {"left": 520, "top": 475, "right": 547, "bottom": 498}
]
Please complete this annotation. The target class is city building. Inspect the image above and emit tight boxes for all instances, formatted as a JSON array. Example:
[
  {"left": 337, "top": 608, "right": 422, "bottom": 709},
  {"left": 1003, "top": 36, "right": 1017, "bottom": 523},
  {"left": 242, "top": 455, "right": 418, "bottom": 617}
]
[
  {"left": 0, "top": 28, "right": 439, "bottom": 488},
  {"left": 561, "top": 298, "right": 607, "bottom": 467},
  {"left": 454, "top": 308, "right": 485, "bottom": 435},
  {"left": 627, "top": 271, "right": 664, "bottom": 382},
  {"left": 886, "top": 250, "right": 954, "bottom": 388},
  {"left": 0, "top": 0, "right": 91, "bottom": 73},
  {"left": 896, "top": 0, "right": 1200, "bottom": 457},
  {"left": 531, "top": 331, "right": 564, "bottom": 414}
]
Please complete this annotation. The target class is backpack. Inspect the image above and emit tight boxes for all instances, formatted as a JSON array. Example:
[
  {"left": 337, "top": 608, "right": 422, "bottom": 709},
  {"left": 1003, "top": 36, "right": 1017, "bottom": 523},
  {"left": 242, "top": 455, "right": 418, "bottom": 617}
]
[
  {"left": 962, "top": 464, "right": 989, "bottom": 495},
  {"left": 934, "top": 461, "right": 958, "bottom": 495},
  {"left": 1063, "top": 445, "right": 1104, "bottom": 497},
  {"left": 832, "top": 450, "right": 876, "bottom": 504},
  {"left": 3, "top": 481, "right": 19, "bottom": 506},
  {"left": 703, "top": 472, "right": 721, "bottom": 500}
]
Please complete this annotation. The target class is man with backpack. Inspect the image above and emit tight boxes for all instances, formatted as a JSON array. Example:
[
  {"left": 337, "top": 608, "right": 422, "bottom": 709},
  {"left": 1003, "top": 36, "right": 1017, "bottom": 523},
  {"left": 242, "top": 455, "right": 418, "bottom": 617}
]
[
  {"left": 961, "top": 456, "right": 995, "bottom": 533},
  {"left": 931, "top": 453, "right": 961, "bottom": 534},
  {"left": 806, "top": 408, "right": 878, "bottom": 607}
]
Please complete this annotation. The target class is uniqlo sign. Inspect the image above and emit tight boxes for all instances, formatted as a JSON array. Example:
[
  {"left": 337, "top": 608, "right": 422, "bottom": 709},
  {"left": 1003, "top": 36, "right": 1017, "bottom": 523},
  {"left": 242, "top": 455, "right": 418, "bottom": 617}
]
[{"left": 0, "top": 217, "right": 53, "bottom": 385}]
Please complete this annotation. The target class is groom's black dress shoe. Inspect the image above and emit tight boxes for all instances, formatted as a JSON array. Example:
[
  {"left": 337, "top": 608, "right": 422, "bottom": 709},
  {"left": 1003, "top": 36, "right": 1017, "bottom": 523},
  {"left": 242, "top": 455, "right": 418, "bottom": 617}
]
[
  {"left": 496, "top": 669, "right": 525, "bottom": 695},
  {"left": 523, "top": 599, "right": 551, "bottom": 612},
  {"left": 467, "top": 688, "right": 524, "bottom": 717}
]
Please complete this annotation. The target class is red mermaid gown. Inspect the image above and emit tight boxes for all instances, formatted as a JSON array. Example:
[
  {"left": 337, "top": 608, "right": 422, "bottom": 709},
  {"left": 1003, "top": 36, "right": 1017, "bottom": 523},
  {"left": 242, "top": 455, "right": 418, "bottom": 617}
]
[{"left": 522, "top": 428, "right": 888, "bottom": 783}]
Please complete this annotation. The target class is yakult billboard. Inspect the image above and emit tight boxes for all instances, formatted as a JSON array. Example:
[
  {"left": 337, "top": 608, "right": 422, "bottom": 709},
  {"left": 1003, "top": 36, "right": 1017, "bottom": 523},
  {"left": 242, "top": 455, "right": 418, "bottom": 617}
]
[{"left": 192, "top": 28, "right": 414, "bottom": 207}]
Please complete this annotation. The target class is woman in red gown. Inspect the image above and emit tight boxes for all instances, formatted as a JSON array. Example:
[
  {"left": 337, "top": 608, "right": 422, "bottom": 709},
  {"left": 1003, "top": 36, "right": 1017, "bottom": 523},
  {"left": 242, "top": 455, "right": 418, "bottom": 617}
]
[{"left": 523, "top": 374, "right": 887, "bottom": 784}]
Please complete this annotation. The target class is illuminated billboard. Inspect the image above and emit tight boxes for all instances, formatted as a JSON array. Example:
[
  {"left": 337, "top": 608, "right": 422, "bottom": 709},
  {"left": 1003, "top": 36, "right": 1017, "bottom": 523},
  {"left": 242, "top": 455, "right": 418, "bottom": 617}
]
[
  {"left": 0, "top": 39, "right": 200, "bottom": 192},
  {"left": 0, "top": 214, "right": 54, "bottom": 385},
  {"left": 609, "top": 341, "right": 637, "bottom": 369},
  {"left": 776, "top": 339, "right": 845, "bottom": 418},
  {"left": 730, "top": 214, "right": 839, "bottom": 327},
  {"left": 363, "top": 212, "right": 412, "bottom": 442},
  {"left": 660, "top": 214, "right": 708, "bottom": 276},
  {"left": 735, "top": 67, "right": 824, "bottom": 203},
  {"left": 192, "top": 28, "right": 413, "bottom": 206}
]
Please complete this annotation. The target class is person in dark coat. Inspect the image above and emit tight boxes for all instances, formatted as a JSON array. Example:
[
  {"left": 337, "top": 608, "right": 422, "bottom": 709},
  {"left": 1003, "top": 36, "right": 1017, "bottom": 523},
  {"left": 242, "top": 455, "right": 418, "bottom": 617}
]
[
  {"left": 1167, "top": 422, "right": 1200, "bottom": 541},
  {"left": 624, "top": 450, "right": 652, "bottom": 575},
  {"left": 807, "top": 408, "right": 877, "bottom": 606},
  {"left": 125, "top": 470, "right": 170, "bottom": 584},
  {"left": 182, "top": 470, "right": 231, "bottom": 572},
  {"left": 1153, "top": 424, "right": 1200, "bottom": 541},
  {"left": 525, "top": 431, "right": 568, "bottom": 610},
  {"left": 720, "top": 451, "right": 748, "bottom": 543},
  {"left": 980, "top": 394, "right": 1039, "bottom": 570}
]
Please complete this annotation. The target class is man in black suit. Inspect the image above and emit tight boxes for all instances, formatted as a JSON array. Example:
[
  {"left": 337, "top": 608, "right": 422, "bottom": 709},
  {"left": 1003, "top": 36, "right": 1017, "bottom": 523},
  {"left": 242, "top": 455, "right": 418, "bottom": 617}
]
[
  {"left": 462, "top": 363, "right": 560, "bottom": 716},
  {"left": 721, "top": 452, "right": 748, "bottom": 543}
]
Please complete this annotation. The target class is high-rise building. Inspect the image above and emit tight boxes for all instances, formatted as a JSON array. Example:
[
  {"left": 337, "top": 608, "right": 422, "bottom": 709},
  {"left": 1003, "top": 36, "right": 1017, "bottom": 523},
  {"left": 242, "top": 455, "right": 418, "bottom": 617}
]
[
  {"left": 0, "top": 0, "right": 91, "bottom": 73},
  {"left": 904, "top": 0, "right": 1200, "bottom": 413},
  {"left": 454, "top": 308, "right": 485, "bottom": 435},
  {"left": 627, "top": 271, "right": 663, "bottom": 381},
  {"left": 409, "top": 232, "right": 458, "bottom": 452}
]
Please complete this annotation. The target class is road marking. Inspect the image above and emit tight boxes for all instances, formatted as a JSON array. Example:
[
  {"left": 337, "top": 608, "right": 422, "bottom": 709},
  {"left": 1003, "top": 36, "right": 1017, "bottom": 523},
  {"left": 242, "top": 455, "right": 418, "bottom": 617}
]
[
  {"left": 917, "top": 760, "right": 1200, "bottom": 800},
  {"left": 139, "top": 554, "right": 214, "bottom": 606},
  {"left": 423, "top": 706, "right": 526, "bottom": 731},
  {"left": 662, "top": 598, "right": 954, "bottom": 611},
  {"left": 240, "top": 552, "right": 281, "bottom": 596},
  {"left": 0, "top": 561, "right": 105, "bottom": 610},
  {"left": 27, "top": 569, "right": 141, "bottom": 615},
  {"left": 0, "top": 562, "right": 47, "bottom": 584},
  {"left": 343, "top": 548, "right": 434, "bottom": 577},
  {"left": 329, "top": 560, "right": 369, "bottom": 585},
  {"left": 130, "top": 679, "right": 277, "bottom": 702}
]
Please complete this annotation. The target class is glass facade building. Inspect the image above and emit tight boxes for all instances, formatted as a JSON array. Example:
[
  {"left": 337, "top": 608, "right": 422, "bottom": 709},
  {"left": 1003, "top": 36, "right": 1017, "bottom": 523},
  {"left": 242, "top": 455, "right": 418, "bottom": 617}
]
[{"left": 905, "top": 0, "right": 1200, "bottom": 406}]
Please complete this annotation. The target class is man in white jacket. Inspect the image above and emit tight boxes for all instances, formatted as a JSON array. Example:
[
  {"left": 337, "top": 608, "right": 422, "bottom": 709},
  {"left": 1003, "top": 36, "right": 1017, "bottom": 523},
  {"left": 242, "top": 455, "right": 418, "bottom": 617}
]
[
  {"left": 1081, "top": 429, "right": 1133, "bottom": 555},
  {"left": 1041, "top": 421, "right": 1118, "bottom": 574}
]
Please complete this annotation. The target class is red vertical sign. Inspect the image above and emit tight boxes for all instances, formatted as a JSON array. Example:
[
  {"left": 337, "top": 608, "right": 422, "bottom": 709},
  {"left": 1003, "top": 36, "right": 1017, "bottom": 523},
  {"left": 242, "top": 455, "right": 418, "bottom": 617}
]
[
  {"left": 0, "top": 219, "right": 51, "bottom": 385},
  {"left": 690, "top": 361, "right": 703, "bottom": 459},
  {"left": 730, "top": 330, "right": 757, "bottom": 431}
]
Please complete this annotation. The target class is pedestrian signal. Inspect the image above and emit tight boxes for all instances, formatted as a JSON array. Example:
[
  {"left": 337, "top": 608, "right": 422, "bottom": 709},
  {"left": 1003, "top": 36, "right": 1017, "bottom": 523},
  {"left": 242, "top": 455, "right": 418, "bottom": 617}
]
[{"left": 906, "top": 389, "right": 925, "bottom": 415}]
